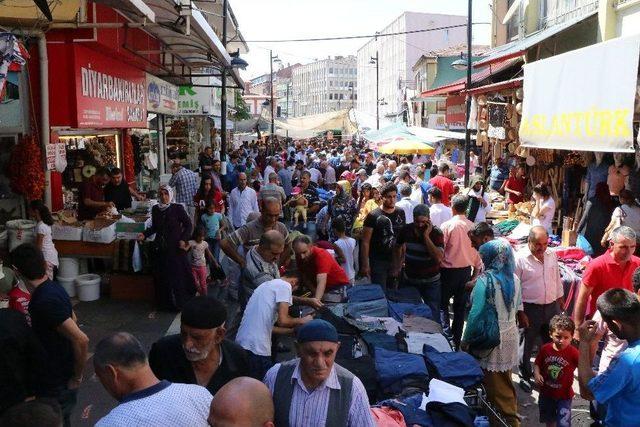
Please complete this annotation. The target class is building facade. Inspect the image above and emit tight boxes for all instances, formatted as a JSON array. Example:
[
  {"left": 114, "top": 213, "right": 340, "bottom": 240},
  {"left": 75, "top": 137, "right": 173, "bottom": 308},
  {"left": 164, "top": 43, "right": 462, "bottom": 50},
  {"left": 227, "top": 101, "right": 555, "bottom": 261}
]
[
  {"left": 291, "top": 56, "right": 357, "bottom": 117},
  {"left": 356, "top": 12, "right": 467, "bottom": 122}
]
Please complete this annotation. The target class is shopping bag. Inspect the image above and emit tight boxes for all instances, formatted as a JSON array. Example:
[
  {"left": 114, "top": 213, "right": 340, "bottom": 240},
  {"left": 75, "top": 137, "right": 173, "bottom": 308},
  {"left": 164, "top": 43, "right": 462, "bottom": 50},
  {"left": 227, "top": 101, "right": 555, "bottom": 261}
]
[{"left": 132, "top": 241, "right": 142, "bottom": 272}]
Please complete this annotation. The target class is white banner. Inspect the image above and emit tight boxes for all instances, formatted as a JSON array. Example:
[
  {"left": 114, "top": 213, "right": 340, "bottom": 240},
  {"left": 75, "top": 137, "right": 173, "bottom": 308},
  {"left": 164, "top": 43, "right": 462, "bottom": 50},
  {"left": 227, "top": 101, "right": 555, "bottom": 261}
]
[
  {"left": 146, "top": 73, "right": 178, "bottom": 115},
  {"left": 519, "top": 34, "right": 640, "bottom": 152}
]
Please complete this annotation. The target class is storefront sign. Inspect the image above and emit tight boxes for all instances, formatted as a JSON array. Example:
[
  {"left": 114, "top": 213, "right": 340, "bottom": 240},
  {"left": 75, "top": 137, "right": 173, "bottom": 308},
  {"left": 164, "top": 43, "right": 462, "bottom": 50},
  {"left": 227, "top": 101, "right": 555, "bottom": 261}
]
[
  {"left": 146, "top": 74, "right": 178, "bottom": 116},
  {"left": 445, "top": 95, "right": 466, "bottom": 129},
  {"left": 519, "top": 34, "right": 640, "bottom": 152},
  {"left": 74, "top": 45, "right": 147, "bottom": 128},
  {"left": 427, "top": 114, "right": 446, "bottom": 130},
  {"left": 178, "top": 85, "right": 215, "bottom": 115}
]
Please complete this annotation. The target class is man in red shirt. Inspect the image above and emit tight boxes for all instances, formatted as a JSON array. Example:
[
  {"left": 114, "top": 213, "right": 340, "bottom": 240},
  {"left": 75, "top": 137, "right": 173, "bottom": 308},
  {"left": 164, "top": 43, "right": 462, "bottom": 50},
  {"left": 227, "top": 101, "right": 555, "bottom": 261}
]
[
  {"left": 573, "top": 226, "right": 640, "bottom": 338},
  {"left": 78, "top": 168, "right": 113, "bottom": 220},
  {"left": 429, "top": 163, "right": 455, "bottom": 207},
  {"left": 293, "top": 235, "right": 349, "bottom": 308},
  {"left": 504, "top": 166, "right": 527, "bottom": 205}
]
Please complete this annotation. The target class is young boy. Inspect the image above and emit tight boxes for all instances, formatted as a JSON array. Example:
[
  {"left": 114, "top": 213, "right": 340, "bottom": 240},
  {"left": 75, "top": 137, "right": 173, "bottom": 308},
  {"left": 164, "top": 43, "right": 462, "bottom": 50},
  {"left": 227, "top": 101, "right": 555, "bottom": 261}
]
[
  {"left": 534, "top": 314, "right": 580, "bottom": 427},
  {"left": 331, "top": 217, "right": 357, "bottom": 284}
]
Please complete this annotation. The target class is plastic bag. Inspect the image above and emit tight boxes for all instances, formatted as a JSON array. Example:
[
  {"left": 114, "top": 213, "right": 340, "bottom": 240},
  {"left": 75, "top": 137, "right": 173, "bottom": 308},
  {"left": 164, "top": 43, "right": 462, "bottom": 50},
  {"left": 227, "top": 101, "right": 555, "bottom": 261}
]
[
  {"left": 132, "top": 242, "right": 142, "bottom": 272},
  {"left": 577, "top": 234, "right": 594, "bottom": 256}
]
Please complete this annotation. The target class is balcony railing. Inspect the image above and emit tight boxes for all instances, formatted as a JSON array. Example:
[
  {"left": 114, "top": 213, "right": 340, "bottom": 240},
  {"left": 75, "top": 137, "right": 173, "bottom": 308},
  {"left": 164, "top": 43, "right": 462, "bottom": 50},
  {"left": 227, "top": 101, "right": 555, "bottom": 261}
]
[{"left": 539, "top": 0, "right": 599, "bottom": 30}]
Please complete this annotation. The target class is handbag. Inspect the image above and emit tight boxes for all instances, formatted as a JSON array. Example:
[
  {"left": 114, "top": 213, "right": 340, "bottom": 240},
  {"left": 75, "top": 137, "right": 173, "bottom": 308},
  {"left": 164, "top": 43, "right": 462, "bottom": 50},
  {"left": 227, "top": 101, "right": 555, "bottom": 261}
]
[{"left": 464, "top": 275, "right": 501, "bottom": 356}]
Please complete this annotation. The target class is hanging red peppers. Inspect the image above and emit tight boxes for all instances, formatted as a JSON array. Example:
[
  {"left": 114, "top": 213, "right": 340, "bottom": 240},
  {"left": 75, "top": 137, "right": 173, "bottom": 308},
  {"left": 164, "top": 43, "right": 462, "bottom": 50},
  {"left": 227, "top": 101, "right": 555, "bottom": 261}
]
[
  {"left": 122, "top": 131, "right": 135, "bottom": 184},
  {"left": 8, "top": 135, "right": 45, "bottom": 201}
]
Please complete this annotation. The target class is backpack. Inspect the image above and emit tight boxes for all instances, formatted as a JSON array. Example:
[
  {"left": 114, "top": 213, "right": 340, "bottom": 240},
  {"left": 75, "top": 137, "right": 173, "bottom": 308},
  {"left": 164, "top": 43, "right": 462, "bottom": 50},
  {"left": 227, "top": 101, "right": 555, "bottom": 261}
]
[{"left": 463, "top": 275, "right": 500, "bottom": 357}]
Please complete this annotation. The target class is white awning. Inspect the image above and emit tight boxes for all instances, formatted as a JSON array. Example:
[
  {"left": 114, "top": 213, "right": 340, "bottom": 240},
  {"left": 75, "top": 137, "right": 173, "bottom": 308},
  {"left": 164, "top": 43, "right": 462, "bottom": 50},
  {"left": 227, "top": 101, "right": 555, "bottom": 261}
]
[
  {"left": 519, "top": 34, "right": 640, "bottom": 152},
  {"left": 97, "top": 0, "right": 245, "bottom": 88}
]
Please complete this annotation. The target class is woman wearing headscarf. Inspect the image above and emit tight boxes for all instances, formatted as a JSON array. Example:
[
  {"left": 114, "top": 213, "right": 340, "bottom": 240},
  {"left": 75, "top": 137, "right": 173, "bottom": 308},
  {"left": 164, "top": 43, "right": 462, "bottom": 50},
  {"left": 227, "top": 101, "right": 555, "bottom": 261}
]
[
  {"left": 138, "top": 185, "right": 195, "bottom": 311},
  {"left": 326, "top": 180, "right": 357, "bottom": 241},
  {"left": 462, "top": 239, "right": 522, "bottom": 427},
  {"left": 352, "top": 184, "right": 378, "bottom": 238},
  {"left": 577, "top": 182, "right": 614, "bottom": 256}
]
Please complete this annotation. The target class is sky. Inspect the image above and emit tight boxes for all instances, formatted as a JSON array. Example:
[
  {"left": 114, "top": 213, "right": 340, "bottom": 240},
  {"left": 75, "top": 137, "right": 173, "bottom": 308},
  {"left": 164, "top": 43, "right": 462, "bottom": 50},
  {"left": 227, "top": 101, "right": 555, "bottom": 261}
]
[{"left": 231, "top": 0, "right": 494, "bottom": 81}]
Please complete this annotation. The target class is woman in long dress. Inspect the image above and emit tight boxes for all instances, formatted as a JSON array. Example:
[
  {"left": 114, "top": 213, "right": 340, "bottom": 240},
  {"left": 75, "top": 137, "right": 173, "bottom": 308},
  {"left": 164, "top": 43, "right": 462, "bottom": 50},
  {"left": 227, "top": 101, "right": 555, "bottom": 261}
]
[
  {"left": 138, "top": 185, "right": 195, "bottom": 310},
  {"left": 463, "top": 239, "right": 522, "bottom": 427}
]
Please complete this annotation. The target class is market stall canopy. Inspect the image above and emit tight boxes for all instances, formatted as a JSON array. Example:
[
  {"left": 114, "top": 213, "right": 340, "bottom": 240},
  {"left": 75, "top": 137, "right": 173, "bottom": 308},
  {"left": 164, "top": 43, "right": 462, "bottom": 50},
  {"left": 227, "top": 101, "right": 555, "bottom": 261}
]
[
  {"left": 352, "top": 110, "right": 398, "bottom": 132},
  {"left": 101, "top": 0, "right": 246, "bottom": 88},
  {"left": 519, "top": 33, "right": 640, "bottom": 153},
  {"left": 420, "top": 57, "right": 522, "bottom": 97},
  {"left": 473, "top": 8, "right": 598, "bottom": 69},
  {"left": 408, "top": 126, "right": 474, "bottom": 141},
  {"left": 376, "top": 136, "right": 436, "bottom": 155},
  {"left": 267, "top": 109, "right": 357, "bottom": 139},
  {"left": 364, "top": 123, "right": 445, "bottom": 153}
]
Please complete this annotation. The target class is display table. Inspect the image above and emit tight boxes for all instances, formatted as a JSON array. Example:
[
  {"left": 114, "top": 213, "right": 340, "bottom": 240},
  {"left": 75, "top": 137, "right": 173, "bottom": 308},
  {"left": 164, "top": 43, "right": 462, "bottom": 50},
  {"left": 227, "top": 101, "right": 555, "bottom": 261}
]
[{"left": 54, "top": 240, "right": 117, "bottom": 259}]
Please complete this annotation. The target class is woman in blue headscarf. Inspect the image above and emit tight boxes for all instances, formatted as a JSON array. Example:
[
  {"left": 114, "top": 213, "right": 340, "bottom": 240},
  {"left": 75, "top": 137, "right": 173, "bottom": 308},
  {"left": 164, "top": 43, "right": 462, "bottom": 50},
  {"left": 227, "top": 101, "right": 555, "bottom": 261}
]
[{"left": 463, "top": 239, "right": 522, "bottom": 427}]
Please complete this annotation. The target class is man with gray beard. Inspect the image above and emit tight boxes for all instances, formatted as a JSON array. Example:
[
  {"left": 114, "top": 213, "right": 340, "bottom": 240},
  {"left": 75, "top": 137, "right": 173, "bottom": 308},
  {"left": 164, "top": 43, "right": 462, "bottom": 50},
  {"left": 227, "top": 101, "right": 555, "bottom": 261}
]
[{"left": 149, "top": 297, "right": 249, "bottom": 395}]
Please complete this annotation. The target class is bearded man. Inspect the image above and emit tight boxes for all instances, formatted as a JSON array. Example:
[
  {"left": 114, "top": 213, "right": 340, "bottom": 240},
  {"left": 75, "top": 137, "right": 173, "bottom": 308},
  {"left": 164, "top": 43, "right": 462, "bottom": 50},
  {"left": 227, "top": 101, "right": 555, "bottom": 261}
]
[{"left": 149, "top": 297, "right": 249, "bottom": 395}]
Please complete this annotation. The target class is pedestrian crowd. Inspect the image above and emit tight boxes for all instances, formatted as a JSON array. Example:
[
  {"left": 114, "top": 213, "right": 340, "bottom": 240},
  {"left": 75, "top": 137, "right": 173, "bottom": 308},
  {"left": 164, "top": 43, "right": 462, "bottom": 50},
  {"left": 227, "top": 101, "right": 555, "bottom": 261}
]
[{"left": 2, "top": 136, "right": 640, "bottom": 427}]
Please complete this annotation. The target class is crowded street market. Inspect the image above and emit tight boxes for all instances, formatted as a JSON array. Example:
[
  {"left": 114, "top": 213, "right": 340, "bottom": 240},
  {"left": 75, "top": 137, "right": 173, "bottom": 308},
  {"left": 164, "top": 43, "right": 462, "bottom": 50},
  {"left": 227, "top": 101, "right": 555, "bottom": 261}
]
[{"left": 2, "top": 0, "right": 640, "bottom": 426}]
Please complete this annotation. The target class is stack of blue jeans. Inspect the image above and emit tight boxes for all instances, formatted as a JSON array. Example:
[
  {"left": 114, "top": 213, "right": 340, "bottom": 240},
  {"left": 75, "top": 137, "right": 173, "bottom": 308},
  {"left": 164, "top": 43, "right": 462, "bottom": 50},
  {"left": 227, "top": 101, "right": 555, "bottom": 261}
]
[
  {"left": 374, "top": 347, "right": 429, "bottom": 394},
  {"left": 388, "top": 302, "right": 433, "bottom": 322},
  {"left": 347, "top": 284, "right": 386, "bottom": 302},
  {"left": 423, "top": 349, "right": 484, "bottom": 389}
]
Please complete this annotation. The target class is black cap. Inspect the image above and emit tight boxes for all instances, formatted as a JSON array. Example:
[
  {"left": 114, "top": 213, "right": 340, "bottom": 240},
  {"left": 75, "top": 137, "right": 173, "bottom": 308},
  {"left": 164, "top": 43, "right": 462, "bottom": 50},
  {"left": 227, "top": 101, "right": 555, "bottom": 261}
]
[{"left": 181, "top": 296, "right": 227, "bottom": 329}]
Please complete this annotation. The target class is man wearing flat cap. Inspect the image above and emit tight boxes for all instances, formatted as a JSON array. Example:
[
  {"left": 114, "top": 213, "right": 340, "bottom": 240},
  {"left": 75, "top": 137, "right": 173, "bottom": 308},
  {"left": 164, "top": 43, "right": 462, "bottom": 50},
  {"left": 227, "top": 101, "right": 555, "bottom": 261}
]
[
  {"left": 149, "top": 296, "right": 249, "bottom": 396},
  {"left": 263, "top": 319, "right": 375, "bottom": 427}
]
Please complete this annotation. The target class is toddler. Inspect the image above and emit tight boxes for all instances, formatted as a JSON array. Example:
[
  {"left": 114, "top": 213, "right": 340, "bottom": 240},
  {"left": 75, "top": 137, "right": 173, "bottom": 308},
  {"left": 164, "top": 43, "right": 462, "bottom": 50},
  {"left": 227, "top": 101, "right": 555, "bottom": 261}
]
[
  {"left": 534, "top": 314, "right": 580, "bottom": 427},
  {"left": 188, "top": 226, "right": 217, "bottom": 296},
  {"left": 288, "top": 186, "right": 308, "bottom": 228}
]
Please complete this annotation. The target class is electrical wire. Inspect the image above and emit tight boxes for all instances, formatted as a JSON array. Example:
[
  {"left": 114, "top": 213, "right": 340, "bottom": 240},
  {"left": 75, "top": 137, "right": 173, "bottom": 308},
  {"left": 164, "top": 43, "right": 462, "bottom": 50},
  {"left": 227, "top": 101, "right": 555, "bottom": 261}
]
[{"left": 244, "top": 22, "right": 490, "bottom": 43}]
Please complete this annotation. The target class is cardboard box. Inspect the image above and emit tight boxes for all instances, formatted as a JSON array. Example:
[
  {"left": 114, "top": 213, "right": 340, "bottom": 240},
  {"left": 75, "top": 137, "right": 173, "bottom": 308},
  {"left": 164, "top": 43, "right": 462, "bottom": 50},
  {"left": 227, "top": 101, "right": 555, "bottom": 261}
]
[
  {"left": 83, "top": 221, "right": 116, "bottom": 243},
  {"left": 52, "top": 224, "right": 83, "bottom": 241},
  {"left": 561, "top": 229, "right": 577, "bottom": 247}
]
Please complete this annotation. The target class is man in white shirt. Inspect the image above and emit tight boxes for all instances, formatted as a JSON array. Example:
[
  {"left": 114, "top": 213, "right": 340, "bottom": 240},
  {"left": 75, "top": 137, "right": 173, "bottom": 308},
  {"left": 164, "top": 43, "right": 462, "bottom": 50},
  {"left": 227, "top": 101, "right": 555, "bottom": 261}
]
[
  {"left": 95, "top": 332, "right": 212, "bottom": 427},
  {"left": 365, "top": 163, "right": 385, "bottom": 187},
  {"left": 308, "top": 164, "right": 322, "bottom": 185},
  {"left": 514, "top": 226, "right": 564, "bottom": 390},
  {"left": 235, "top": 278, "right": 314, "bottom": 381},
  {"left": 395, "top": 184, "right": 417, "bottom": 224},
  {"left": 263, "top": 158, "right": 278, "bottom": 185},
  {"left": 427, "top": 187, "right": 452, "bottom": 227},
  {"left": 229, "top": 172, "right": 259, "bottom": 228},
  {"left": 321, "top": 160, "right": 336, "bottom": 189}
]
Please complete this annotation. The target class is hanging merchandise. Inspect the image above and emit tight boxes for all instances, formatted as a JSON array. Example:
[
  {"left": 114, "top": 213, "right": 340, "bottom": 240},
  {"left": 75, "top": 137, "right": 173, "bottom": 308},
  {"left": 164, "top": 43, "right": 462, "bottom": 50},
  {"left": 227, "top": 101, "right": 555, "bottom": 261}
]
[
  {"left": 123, "top": 132, "right": 135, "bottom": 183},
  {"left": 0, "top": 33, "right": 28, "bottom": 98},
  {"left": 487, "top": 103, "right": 507, "bottom": 140},
  {"left": 8, "top": 135, "right": 45, "bottom": 201}
]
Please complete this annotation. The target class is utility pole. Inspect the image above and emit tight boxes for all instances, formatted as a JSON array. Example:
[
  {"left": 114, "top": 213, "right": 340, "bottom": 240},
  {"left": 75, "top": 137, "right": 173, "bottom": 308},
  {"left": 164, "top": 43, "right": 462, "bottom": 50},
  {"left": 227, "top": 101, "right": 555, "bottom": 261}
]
[
  {"left": 464, "top": 0, "right": 472, "bottom": 187},
  {"left": 270, "top": 50, "right": 275, "bottom": 138},
  {"left": 220, "top": 0, "right": 228, "bottom": 160},
  {"left": 285, "top": 82, "right": 290, "bottom": 138},
  {"left": 370, "top": 51, "right": 380, "bottom": 130}
]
